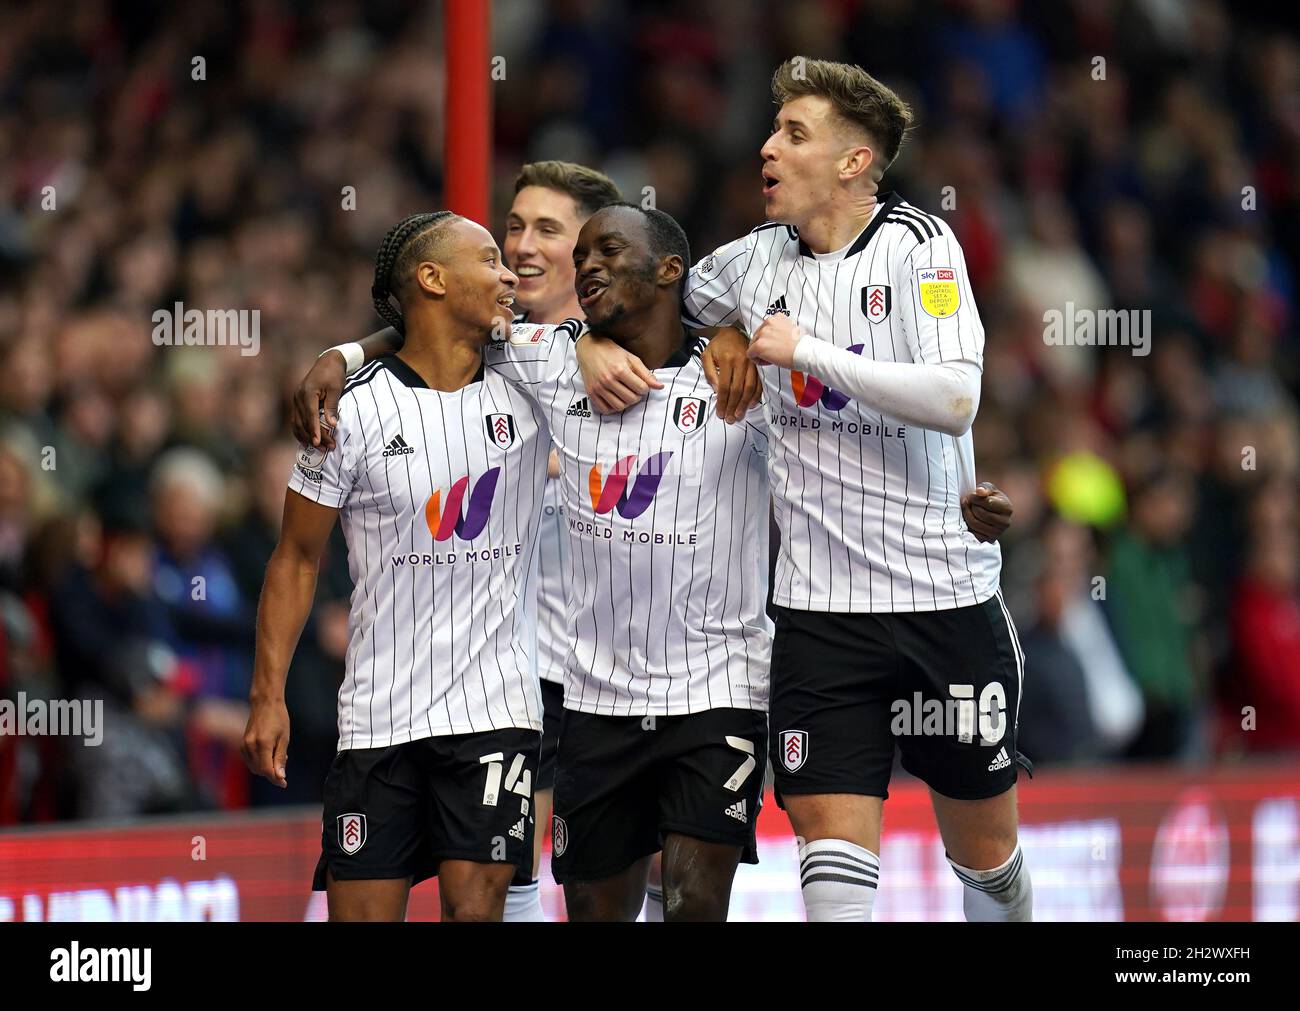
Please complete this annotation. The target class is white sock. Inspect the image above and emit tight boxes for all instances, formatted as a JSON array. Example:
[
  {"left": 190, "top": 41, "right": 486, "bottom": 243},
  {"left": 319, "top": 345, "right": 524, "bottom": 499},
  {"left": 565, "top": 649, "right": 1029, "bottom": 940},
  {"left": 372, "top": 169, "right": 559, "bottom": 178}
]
[
  {"left": 642, "top": 883, "right": 664, "bottom": 922},
  {"left": 799, "top": 839, "right": 879, "bottom": 922},
  {"left": 503, "top": 880, "right": 545, "bottom": 922},
  {"left": 948, "top": 844, "right": 1033, "bottom": 922}
]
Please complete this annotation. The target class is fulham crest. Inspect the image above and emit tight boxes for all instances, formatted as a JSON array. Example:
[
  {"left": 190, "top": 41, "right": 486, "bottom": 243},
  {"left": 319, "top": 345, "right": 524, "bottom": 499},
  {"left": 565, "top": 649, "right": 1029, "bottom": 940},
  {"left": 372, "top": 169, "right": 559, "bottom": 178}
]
[
  {"left": 338, "top": 813, "right": 367, "bottom": 855},
  {"left": 673, "top": 396, "right": 706, "bottom": 434},
  {"left": 862, "top": 284, "right": 892, "bottom": 324},
  {"left": 486, "top": 413, "right": 516, "bottom": 450},
  {"left": 780, "top": 730, "right": 808, "bottom": 773}
]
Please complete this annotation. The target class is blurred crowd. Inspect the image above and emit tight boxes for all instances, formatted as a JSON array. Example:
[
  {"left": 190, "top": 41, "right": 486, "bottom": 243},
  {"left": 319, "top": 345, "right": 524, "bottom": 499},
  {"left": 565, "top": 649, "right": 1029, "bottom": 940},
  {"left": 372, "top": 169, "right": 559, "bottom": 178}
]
[{"left": 1, "top": 0, "right": 1298, "bottom": 824}]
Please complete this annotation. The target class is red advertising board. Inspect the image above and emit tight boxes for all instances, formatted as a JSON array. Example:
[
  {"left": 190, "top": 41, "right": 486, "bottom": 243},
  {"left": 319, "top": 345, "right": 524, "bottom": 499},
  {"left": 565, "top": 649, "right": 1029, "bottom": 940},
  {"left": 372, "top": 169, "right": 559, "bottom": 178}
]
[{"left": 1, "top": 765, "right": 1298, "bottom": 921}]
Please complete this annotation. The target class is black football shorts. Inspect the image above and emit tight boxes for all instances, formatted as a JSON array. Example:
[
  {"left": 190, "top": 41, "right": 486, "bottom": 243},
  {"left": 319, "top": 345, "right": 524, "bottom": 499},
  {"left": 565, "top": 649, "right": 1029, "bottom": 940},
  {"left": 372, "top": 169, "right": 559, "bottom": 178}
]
[
  {"left": 769, "top": 591, "right": 1030, "bottom": 803},
  {"left": 313, "top": 726, "right": 541, "bottom": 889},
  {"left": 550, "top": 707, "right": 768, "bottom": 884}
]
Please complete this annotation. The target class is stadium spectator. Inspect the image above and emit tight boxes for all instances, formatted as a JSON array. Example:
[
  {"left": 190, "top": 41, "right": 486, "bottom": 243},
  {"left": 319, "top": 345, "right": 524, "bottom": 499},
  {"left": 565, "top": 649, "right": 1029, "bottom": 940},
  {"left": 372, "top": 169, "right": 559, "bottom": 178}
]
[
  {"left": 148, "top": 449, "right": 253, "bottom": 808},
  {"left": 1227, "top": 486, "right": 1300, "bottom": 754},
  {"left": 1104, "top": 468, "right": 1206, "bottom": 761},
  {"left": 47, "top": 507, "right": 195, "bottom": 818},
  {"left": 1017, "top": 517, "right": 1143, "bottom": 765}
]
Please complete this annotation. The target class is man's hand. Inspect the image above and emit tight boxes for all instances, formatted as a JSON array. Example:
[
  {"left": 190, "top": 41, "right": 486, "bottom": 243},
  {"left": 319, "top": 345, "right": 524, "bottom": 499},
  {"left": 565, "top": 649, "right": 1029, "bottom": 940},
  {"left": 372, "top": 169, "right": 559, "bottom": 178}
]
[
  {"left": 575, "top": 333, "right": 664, "bottom": 413},
  {"left": 701, "top": 327, "right": 762, "bottom": 423},
  {"left": 241, "top": 695, "right": 291, "bottom": 788},
  {"left": 961, "top": 482, "right": 1015, "bottom": 542},
  {"left": 747, "top": 314, "right": 803, "bottom": 370},
  {"left": 291, "top": 351, "right": 347, "bottom": 450}
]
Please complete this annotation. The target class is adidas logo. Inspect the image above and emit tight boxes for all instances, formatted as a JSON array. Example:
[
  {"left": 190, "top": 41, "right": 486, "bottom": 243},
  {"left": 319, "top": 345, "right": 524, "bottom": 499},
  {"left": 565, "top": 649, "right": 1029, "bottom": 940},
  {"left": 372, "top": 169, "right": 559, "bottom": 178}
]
[
  {"left": 382, "top": 434, "right": 416, "bottom": 457},
  {"left": 509, "top": 817, "right": 526, "bottom": 841},
  {"left": 987, "top": 746, "right": 1011, "bottom": 772},
  {"left": 764, "top": 295, "right": 790, "bottom": 317},
  {"left": 566, "top": 396, "right": 593, "bottom": 418},
  {"left": 724, "top": 799, "right": 748, "bottom": 824}
]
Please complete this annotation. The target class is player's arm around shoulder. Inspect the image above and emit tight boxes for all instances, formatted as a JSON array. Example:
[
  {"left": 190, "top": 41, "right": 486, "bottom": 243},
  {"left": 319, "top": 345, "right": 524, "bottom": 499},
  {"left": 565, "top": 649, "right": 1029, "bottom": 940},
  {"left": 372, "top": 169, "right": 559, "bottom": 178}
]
[
  {"left": 573, "top": 326, "right": 665, "bottom": 414},
  {"left": 288, "top": 392, "right": 360, "bottom": 508},
  {"left": 681, "top": 230, "right": 757, "bottom": 330},
  {"left": 291, "top": 327, "right": 404, "bottom": 450},
  {"left": 485, "top": 318, "right": 580, "bottom": 389},
  {"left": 700, "top": 325, "right": 763, "bottom": 424}
]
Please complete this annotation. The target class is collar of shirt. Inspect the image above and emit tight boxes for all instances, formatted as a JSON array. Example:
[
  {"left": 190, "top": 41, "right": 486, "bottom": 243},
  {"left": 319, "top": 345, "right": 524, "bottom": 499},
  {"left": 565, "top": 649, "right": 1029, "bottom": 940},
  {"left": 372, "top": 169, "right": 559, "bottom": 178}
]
[
  {"left": 663, "top": 328, "right": 700, "bottom": 367},
  {"left": 381, "top": 353, "right": 485, "bottom": 389},
  {"left": 798, "top": 191, "right": 902, "bottom": 260}
]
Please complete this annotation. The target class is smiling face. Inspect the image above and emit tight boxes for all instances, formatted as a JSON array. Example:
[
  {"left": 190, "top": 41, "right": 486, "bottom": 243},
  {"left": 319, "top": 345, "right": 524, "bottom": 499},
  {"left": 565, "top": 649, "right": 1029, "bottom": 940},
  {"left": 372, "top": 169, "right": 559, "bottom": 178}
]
[
  {"left": 424, "top": 218, "right": 518, "bottom": 337},
  {"left": 503, "top": 186, "right": 586, "bottom": 321},
  {"left": 760, "top": 95, "right": 869, "bottom": 229},
  {"left": 572, "top": 206, "right": 672, "bottom": 337}
]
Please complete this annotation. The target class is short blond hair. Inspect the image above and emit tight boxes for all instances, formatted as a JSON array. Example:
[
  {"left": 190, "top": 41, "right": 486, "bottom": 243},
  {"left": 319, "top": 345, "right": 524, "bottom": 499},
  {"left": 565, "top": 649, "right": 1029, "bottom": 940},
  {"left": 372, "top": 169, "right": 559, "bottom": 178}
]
[{"left": 772, "top": 58, "right": 913, "bottom": 168}]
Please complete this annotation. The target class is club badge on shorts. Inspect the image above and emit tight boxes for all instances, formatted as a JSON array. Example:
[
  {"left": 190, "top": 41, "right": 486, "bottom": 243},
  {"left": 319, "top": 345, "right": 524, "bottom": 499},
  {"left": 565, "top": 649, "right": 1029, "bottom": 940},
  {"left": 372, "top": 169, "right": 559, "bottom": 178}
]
[
  {"left": 780, "top": 730, "right": 808, "bottom": 773},
  {"left": 552, "top": 816, "right": 568, "bottom": 857},
  {"left": 673, "top": 396, "right": 707, "bottom": 433},
  {"left": 486, "top": 413, "right": 516, "bottom": 449},
  {"left": 338, "top": 813, "right": 367, "bottom": 855}
]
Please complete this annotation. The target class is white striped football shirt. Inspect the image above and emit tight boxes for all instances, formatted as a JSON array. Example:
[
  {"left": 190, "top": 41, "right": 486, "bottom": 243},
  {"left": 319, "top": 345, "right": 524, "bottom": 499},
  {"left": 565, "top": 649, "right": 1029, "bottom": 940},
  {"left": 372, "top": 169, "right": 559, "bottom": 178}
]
[
  {"left": 288, "top": 330, "right": 575, "bottom": 749},
  {"left": 534, "top": 476, "right": 569, "bottom": 685},
  {"left": 683, "top": 192, "right": 1001, "bottom": 613},
  {"left": 513, "top": 312, "right": 569, "bottom": 688},
  {"left": 486, "top": 324, "right": 772, "bottom": 717}
]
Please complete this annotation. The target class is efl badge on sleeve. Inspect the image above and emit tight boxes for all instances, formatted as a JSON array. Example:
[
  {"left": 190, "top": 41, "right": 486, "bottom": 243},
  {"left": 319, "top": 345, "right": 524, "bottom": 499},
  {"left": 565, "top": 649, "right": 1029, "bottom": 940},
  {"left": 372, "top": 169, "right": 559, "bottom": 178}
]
[
  {"left": 486, "top": 413, "right": 516, "bottom": 450},
  {"left": 297, "top": 444, "right": 325, "bottom": 470},
  {"left": 673, "top": 396, "right": 707, "bottom": 433},
  {"left": 338, "top": 813, "right": 367, "bottom": 855},
  {"left": 780, "top": 730, "right": 808, "bottom": 773},
  {"left": 915, "top": 268, "right": 960, "bottom": 319},
  {"left": 861, "top": 284, "right": 892, "bottom": 324}
]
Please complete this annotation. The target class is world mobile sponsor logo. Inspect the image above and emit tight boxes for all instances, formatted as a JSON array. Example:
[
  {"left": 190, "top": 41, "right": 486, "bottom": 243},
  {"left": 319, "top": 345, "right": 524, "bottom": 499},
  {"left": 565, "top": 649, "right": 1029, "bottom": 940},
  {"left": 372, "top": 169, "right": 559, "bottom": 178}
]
[
  {"left": 588, "top": 452, "right": 674, "bottom": 520},
  {"left": 424, "top": 468, "right": 501, "bottom": 541}
]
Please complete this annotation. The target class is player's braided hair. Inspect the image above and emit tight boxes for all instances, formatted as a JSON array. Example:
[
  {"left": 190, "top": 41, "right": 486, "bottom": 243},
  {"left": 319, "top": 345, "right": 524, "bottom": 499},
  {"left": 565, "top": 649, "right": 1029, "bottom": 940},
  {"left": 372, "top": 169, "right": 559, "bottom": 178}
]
[{"left": 371, "top": 211, "right": 459, "bottom": 334}]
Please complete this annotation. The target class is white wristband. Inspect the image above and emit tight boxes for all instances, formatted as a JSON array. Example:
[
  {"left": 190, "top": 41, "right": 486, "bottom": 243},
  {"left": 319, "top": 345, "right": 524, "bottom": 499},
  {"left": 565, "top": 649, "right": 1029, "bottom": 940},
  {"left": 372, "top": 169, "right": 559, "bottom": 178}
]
[{"left": 322, "top": 342, "right": 364, "bottom": 376}]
